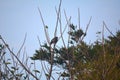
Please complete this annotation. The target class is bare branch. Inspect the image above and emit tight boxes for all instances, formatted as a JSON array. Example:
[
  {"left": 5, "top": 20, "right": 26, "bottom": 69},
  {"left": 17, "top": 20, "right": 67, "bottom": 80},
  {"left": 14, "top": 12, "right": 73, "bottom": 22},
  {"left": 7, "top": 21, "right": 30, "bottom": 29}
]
[
  {"left": 102, "top": 22, "right": 106, "bottom": 80},
  {"left": 78, "top": 8, "right": 80, "bottom": 29},
  {"left": 37, "top": 36, "right": 49, "bottom": 79},
  {"left": 54, "top": 0, "right": 62, "bottom": 37},
  {"left": 17, "top": 33, "right": 27, "bottom": 56},
  {"left": 103, "top": 21, "right": 115, "bottom": 37},
  {"left": 119, "top": 20, "right": 120, "bottom": 26},
  {"left": 38, "top": 7, "right": 50, "bottom": 44},
  {"left": 64, "top": 10, "right": 71, "bottom": 26},
  {"left": 103, "top": 21, "right": 120, "bottom": 40},
  {"left": 55, "top": 7, "right": 66, "bottom": 48},
  {"left": 64, "top": 10, "right": 71, "bottom": 47},
  {"left": 0, "top": 36, "right": 39, "bottom": 80},
  {"left": 84, "top": 16, "right": 92, "bottom": 36},
  {"left": 80, "top": 16, "right": 92, "bottom": 42}
]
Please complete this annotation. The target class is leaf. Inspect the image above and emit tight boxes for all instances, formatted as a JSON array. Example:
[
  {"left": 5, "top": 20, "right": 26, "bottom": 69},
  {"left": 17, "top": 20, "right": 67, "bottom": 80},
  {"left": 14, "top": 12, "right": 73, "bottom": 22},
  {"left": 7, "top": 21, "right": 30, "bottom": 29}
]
[
  {"left": 96, "top": 31, "right": 101, "bottom": 34},
  {"left": 69, "top": 24, "right": 76, "bottom": 30},
  {"left": 45, "top": 26, "right": 48, "bottom": 28},
  {"left": 61, "top": 72, "right": 70, "bottom": 77},
  {"left": 11, "top": 67, "right": 19, "bottom": 70},
  {"left": 33, "top": 69, "right": 40, "bottom": 73},
  {"left": 0, "top": 35, "right": 1, "bottom": 39},
  {"left": 71, "top": 37, "right": 76, "bottom": 41},
  {"left": 45, "top": 73, "right": 50, "bottom": 77},
  {"left": 16, "top": 73, "right": 23, "bottom": 77},
  {"left": 24, "top": 75, "right": 28, "bottom": 79},
  {"left": 69, "top": 40, "right": 74, "bottom": 44},
  {"left": 7, "top": 59, "right": 11, "bottom": 61},
  {"left": 10, "top": 70, "right": 15, "bottom": 74},
  {"left": 5, "top": 62, "right": 11, "bottom": 65},
  {"left": 75, "top": 29, "right": 84, "bottom": 37}
]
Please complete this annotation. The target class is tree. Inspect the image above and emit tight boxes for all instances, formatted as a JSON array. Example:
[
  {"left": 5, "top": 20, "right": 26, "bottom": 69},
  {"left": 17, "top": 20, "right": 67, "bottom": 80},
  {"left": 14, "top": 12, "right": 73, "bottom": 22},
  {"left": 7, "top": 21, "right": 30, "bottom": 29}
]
[
  {"left": 0, "top": 0, "right": 120, "bottom": 79},
  {"left": 31, "top": 29, "right": 120, "bottom": 80}
]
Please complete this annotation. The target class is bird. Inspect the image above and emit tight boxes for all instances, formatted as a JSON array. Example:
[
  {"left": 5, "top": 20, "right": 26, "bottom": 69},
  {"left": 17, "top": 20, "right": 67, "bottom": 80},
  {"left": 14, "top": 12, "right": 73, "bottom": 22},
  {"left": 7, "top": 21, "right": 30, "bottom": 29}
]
[{"left": 50, "top": 36, "right": 58, "bottom": 45}]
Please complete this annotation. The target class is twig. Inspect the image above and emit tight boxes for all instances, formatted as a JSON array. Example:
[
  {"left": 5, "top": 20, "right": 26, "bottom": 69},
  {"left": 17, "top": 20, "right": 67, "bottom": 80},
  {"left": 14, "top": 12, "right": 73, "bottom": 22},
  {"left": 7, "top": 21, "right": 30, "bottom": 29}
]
[
  {"left": 59, "top": 17, "right": 71, "bottom": 40},
  {"left": 55, "top": 7, "right": 66, "bottom": 48},
  {"left": 22, "top": 47, "right": 26, "bottom": 65},
  {"left": 17, "top": 33, "right": 27, "bottom": 56},
  {"left": 37, "top": 36, "right": 49, "bottom": 73},
  {"left": 64, "top": 9, "right": 75, "bottom": 80},
  {"left": 103, "top": 21, "right": 120, "bottom": 40},
  {"left": 80, "top": 16, "right": 92, "bottom": 42},
  {"left": 64, "top": 10, "right": 71, "bottom": 27},
  {"left": 37, "top": 36, "right": 49, "bottom": 79},
  {"left": 0, "top": 36, "right": 39, "bottom": 80},
  {"left": 78, "top": 8, "right": 80, "bottom": 29},
  {"left": 102, "top": 22, "right": 106, "bottom": 80},
  {"left": 54, "top": 0, "right": 62, "bottom": 37},
  {"left": 38, "top": 7, "right": 50, "bottom": 44},
  {"left": 64, "top": 10, "right": 71, "bottom": 47},
  {"left": 48, "top": 0, "right": 62, "bottom": 80}
]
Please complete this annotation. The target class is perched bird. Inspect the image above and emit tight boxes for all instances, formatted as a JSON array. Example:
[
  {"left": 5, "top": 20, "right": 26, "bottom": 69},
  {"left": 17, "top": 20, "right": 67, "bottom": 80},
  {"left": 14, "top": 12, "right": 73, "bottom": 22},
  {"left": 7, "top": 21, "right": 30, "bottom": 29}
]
[{"left": 50, "top": 36, "right": 58, "bottom": 45}]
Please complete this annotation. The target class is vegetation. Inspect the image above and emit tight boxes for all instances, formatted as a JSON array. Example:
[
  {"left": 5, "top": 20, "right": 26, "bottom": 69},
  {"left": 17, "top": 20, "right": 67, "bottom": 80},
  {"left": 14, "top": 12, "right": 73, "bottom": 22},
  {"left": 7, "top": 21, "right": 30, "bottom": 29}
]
[
  {"left": 30, "top": 25, "right": 120, "bottom": 80},
  {"left": 0, "top": 0, "right": 120, "bottom": 80}
]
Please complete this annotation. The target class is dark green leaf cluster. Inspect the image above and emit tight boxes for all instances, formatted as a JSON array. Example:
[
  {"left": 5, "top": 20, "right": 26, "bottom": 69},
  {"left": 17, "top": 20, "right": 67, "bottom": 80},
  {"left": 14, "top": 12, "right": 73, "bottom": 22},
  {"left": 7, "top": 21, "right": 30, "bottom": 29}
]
[
  {"left": 30, "top": 43, "right": 51, "bottom": 61},
  {"left": 31, "top": 29, "right": 120, "bottom": 79},
  {"left": 68, "top": 24, "right": 84, "bottom": 43}
]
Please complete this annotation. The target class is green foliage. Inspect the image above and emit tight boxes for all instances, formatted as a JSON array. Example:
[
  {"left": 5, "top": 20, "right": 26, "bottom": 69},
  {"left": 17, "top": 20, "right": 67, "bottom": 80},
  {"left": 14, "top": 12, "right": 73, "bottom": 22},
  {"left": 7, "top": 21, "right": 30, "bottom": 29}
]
[
  {"left": 1, "top": 24, "right": 120, "bottom": 79},
  {"left": 68, "top": 24, "right": 85, "bottom": 43},
  {"left": 31, "top": 29, "right": 120, "bottom": 79},
  {"left": 73, "top": 31, "right": 120, "bottom": 80}
]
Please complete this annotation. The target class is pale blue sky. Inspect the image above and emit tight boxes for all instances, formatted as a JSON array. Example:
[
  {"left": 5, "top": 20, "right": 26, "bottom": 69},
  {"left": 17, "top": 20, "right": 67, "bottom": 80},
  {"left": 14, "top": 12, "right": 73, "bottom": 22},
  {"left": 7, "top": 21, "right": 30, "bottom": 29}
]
[{"left": 0, "top": 0, "right": 120, "bottom": 56}]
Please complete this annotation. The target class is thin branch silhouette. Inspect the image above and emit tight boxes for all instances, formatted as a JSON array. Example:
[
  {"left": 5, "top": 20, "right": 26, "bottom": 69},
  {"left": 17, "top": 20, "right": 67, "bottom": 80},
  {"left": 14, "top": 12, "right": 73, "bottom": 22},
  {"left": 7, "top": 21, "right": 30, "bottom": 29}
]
[
  {"left": 0, "top": 36, "right": 39, "bottom": 80},
  {"left": 38, "top": 8, "right": 50, "bottom": 44},
  {"left": 78, "top": 8, "right": 80, "bottom": 29},
  {"left": 103, "top": 21, "right": 120, "bottom": 40},
  {"left": 54, "top": 0, "right": 62, "bottom": 37}
]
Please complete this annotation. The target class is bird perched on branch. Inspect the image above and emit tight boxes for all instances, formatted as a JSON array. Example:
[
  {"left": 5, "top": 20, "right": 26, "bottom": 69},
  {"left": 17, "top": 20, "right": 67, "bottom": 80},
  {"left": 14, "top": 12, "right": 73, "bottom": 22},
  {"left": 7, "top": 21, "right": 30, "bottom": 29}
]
[{"left": 50, "top": 36, "right": 58, "bottom": 45}]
